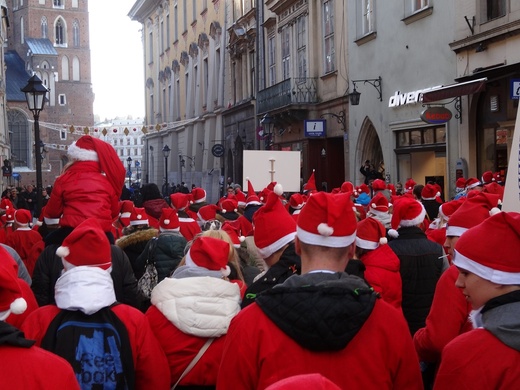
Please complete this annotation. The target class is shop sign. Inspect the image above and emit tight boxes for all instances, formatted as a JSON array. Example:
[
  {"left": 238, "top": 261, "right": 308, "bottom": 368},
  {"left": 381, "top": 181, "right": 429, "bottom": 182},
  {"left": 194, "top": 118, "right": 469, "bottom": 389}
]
[
  {"left": 211, "top": 144, "right": 225, "bottom": 157},
  {"left": 420, "top": 107, "right": 452, "bottom": 124}
]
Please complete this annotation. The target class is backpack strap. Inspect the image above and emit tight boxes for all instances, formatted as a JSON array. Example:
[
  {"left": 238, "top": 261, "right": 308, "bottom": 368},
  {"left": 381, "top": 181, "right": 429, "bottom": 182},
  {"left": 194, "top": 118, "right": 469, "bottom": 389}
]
[
  {"left": 146, "top": 238, "right": 158, "bottom": 266},
  {"left": 171, "top": 338, "right": 214, "bottom": 390}
]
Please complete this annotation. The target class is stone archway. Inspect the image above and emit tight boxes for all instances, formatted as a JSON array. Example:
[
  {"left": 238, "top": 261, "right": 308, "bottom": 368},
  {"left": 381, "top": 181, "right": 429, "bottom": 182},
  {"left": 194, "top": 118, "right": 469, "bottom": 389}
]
[{"left": 356, "top": 117, "right": 384, "bottom": 184}]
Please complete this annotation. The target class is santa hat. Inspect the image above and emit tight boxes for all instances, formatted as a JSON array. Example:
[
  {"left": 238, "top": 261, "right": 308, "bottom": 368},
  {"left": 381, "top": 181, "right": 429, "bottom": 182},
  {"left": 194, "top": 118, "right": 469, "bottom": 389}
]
[
  {"left": 234, "top": 189, "right": 246, "bottom": 207},
  {"left": 266, "top": 181, "right": 278, "bottom": 192},
  {"left": 481, "top": 170, "right": 494, "bottom": 185},
  {"left": 129, "top": 207, "right": 149, "bottom": 226},
  {"left": 170, "top": 193, "right": 190, "bottom": 211},
  {"left": 446, "top": 192, "right": 501, "bottom": 237},
  {"left": 159, "top": 208, "right": 180, "bottom": 232},
  {"left": 258, "top": 187, "right": 272, "bottom": 203},
  {"left": 67, "top": 135, "right": 125, "bottom": 198},
  {"left": 454, "top": 212, "right": 520, "bottom": 284},
  {"left": 0, "top": 247, "right": 27, "bottom": 320},
  {"left": 185, "top": 236, "right": 230, "bottom": 277},
  {"left": 369, "top": 192, "right": 390, "bottom": 215},
  {"left": 222, "top": 222, "right": 245, "bottom": 248},
  {"left": 340, "top": 181, "right": 357, "bottom": 196},
  {"left": 421, "top": 183, "right": 440, "bottom": 200},
  {"left": 55, "top": 218, "right": 111, "bottom": 270},
  {"left": 371, "top": 179, "right": 386, "bottom": 191},
  {"left": 220, "top": 198, "right": 238, "bottom": 214},
  {"left": 438, "top": 198, "right": 464, "bottom": 221},
  {"left": 245, "top": 178, "right": 261, "bottom": 205},
  {"left": 494, "top": 172, "right": 503, "bottom": 183},
  {"left": 388, "top": 197, "right": 426, "bottom": 237},
  {"left": 465, "top": 177, "right": 482, "bottom": 190},
  {"left": 253, "top": 191, "right": 296, "bottom": 258},
  {"left": 191, "top": 187, "right": 206, "bottom": 204},
  {"left": 303, "top": 170, "right": 317, "bottom": 192},
  {"left": 405, "top": 179, "right": 416, "bottom": 193},
  {"left": 455, "top": 177, "right": 466, "bottom": 193},
  {"left": 386, "top": 183, "right": 396, "bottom": 195},
  {"left": 483, "top": 182, "right": 504, "bottom": 200},
  {"left": 356, "top": 217, "right": 388, "bottom": 250},
  {"left": 14, "top": 209, "right": 31, "bottom": 227},
  {"left": 297, "top": 192, "right": 357, "bottom": 248},
  {"left": 119, "top": 200, "right": 134, "bottom": 218},
  {"left": 4, "top": 208, "right": 14, "bottom": 224},
  {"left": 357, "top": 183, "right": 370, "bottom": 195},
  {"left": 289, "top": 193, "right": 306, "bottom": 210},
  {"left": 197, "top": 204, "right": 219, "bottom": 223}
]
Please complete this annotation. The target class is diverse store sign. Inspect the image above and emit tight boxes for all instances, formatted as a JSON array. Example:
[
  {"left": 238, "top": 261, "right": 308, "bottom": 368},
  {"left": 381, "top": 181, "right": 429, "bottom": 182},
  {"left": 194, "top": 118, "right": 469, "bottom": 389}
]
[{"left": 420, "top": 106, "right": 453, "bottom": 124}]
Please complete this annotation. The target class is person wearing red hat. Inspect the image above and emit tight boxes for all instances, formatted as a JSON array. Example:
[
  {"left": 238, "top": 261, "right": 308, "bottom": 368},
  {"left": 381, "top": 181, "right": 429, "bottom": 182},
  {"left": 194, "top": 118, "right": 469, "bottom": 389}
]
[
  {"left": 0, "top": 249, "right": 80, "bottom": 390},
  {"left": 387, "top": 197, "right": 445, "bottom": 337},
  {"left": 43, "top": 135, "right": 126, "bottom": 236},
  {"left": 136, "top": 183, "right": 169, "bottom": 228},
  {"left": 170, "top": 193, "right": 201, "bottom": 241},
  {"left": 22, "top": 218, "right": 170, "bottom": 389},
  {"left": 288, "top": 193, "right": 306, "bottom": 223},
  {"left": 367, "top": 192, "right": 392, "bottom": 228},
  {"left": 188, "top": 186, "right": 208, "bottom": 213},
  {"left": 5, "top": 209, "right": 43, "bottom": 277},
  {"left": 464, "top": 177, "right": 483, "bottom": 192},
  {"left": 217, "top": 197, "right": 241, "bottom": 222},
  {"left": 434, "top": 212, "right": 520, "bottom": 389},
  {"left": 218, "top": 191, "right": 422, "bottom": 389},
  {"left": 421, "top": 183, "right": 443, "bottom": 222},
  {"left": 355, "top": 218, "right": 402, "bottom": 309},
  {"left": 111, "top": 200, "right": 135, "bottom": 240},
  {"left": 481, "top": 170, "right": 494, "bottom": 185},
  {"left": 404, "top": 178, "right": 417, "bottom": 194},
  {"left": 303, "top": 169, "right": 317, "bottom": 194},
  {"left": 241, "top": 190, "right": 301, "bottom": 309},
  {"left": 145, "top": 235, "right": 241, "bottom": 388}
]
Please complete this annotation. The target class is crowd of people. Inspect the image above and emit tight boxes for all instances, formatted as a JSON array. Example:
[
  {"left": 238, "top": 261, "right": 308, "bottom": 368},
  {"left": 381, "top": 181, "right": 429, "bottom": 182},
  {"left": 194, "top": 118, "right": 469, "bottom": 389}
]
[{"left": 0, "top": 134, "right": 519, "bottom": 389}]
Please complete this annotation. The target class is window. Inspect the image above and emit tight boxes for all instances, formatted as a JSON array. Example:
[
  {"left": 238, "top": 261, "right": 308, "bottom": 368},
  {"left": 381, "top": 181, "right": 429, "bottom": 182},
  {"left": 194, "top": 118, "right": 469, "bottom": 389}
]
[
  {"left": 20, "top": 16, "right": 24, "bottom": 44},
  {"left": 58, "top": 94, "right": 66, "bottom": 105},
  {"left": 281, "top": 26, "right": 290, "bottom": 80},
  {"left": 268, "top": 35, "right": 276, "bottom": 86},
  {"left": 149, "top": 31, "right": 153, "bottom": 63},
  {"left": 60, "top": 130, "right": 67, "bottom": 141},
  {"left": 72, "top": 19, "right": 79, "bottom": 47},
  {"left": 183, "top": 0, "right": 187, "bottom": 31},
  {"left": 481, "top": 0, "right": 506, "bottom": 22},
  {"left": 162, "top": 87, "right": 166, "bottom": 122},
  {"left": 72, "top": 56, "right": 80, "bottom": 80},
  {"left": 396, "top": 126, "right": 446, "bottom": 148},
  {"left": 323, "top": 0, "right": 335, "bottom": 73},
  {"left": 361, "top": 0, "right": 374, "bottom": 35},
  {"left": 411, "top": 0, "right": 429, "bottom": 13},
  {"left": 41, "top": 16, "right": 48, "bottom": 38},
  {"left": 174, "top": 5, "right": 178, "bottom": 41},
  {"left": 192, "top": 1, "right": 196, "bottom": 22},
  {"left": 160, "top": 19, "right": 164, "bottom": 53},
  {"left": 53, "top": 0, "right": 64, "bottom": 8},
  {"left": 72, "top": 0, "right": 78, "bottom": 8},
  {"left": 166, "top": 13, "right": 170, "bottom": 47},
  {"left": 8, "top": 110, "right": 30, "bottom": 169},
  {"left": 296, "top": 16, "right": 307, "bottom": 79},
  {"left": 61, "top": 56, "right": 69, "bottom": 80},
  {"left": 203, "top": 57, "right": 209, "bottom": 102},
  {"left": 55, "top": 17, "right": 66, "bottom": 46},
  {"left": 249, "top": 51, "right": 255, "bottom": 97}
]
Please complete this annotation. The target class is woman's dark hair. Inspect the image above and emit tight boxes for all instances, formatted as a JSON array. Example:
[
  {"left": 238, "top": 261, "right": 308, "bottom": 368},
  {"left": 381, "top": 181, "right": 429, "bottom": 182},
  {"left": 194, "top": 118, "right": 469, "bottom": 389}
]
[{"left": 139, "top": 183, "right": 163, "bottom": 203}]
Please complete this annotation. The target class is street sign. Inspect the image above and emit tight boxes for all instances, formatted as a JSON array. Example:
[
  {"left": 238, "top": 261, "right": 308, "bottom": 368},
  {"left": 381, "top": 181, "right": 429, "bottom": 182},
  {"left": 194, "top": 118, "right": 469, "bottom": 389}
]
[
  {"left": 212, "top": 144, "right": 225, "bottom": 157},
  {"left": 511, "top": 79, "right": 520, "bottom": 100}
]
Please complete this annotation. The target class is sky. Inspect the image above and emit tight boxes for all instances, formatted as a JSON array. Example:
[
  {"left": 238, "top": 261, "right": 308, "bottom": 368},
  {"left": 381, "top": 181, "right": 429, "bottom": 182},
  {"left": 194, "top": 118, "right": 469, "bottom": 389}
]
[{"left": 89, "top": 0, "right": 145, "bottom": 122}]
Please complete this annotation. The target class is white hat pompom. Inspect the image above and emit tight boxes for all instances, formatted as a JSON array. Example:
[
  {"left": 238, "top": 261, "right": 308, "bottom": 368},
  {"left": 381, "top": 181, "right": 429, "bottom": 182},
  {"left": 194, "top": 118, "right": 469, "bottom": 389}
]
[
  {"left": 164, "top": 219, "right": 170, "bottom": 225},
  {"left": 221, "top": 265, "right": 231, "bottom": 277},
  {"left": 489, "top": 207, "right": 501, "bottom": 216},
  {"left": 55, "top": 246, "right": 70, "bottom": 258},
  {"left": 388, "top": 229, "right": 399, "bottom": 238},
  {"left": 317, "top": 222, "right": 334, "bottom": 236},
  {"left": 222, "top": 208, "right": 227, "bottom": 213},
  {"left": 274, "top": 183, "right": 284, "bottom": 196},
  {"left": 239, "top": 235, "right": 246, "bottom": 242},
  {"left": 379, "top": 237, "right": 388, "bottom": 245},
  {"left": 10, "top": 297, "right": 27, "bottom": 315}
]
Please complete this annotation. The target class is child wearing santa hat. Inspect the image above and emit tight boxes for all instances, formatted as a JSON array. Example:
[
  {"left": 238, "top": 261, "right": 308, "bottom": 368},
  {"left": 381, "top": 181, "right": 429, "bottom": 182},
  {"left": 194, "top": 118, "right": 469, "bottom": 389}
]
[{"left": 434, "top": 212, "right": 520, "bottom": 388}]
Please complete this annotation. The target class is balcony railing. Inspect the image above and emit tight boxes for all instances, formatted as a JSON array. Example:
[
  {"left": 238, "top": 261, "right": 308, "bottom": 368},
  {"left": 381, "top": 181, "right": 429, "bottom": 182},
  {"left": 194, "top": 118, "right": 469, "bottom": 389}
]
[{"left": 257, "top": 77, "right": 318, "bottom": 114}]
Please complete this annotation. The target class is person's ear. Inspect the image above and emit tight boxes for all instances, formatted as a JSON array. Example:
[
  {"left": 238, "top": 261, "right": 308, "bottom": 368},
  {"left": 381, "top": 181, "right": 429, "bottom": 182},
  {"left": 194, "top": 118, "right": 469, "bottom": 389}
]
[{"left": 294, "top": 236, "right": 302, "bottom": 255}]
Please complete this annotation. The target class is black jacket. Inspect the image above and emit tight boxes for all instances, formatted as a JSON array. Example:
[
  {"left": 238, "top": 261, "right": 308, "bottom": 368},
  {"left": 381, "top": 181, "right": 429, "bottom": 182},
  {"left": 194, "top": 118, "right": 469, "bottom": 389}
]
[
  {"left": 31, "top": 244, "right": 139, "bottom": 308},
  {"left": 388, "top": 226, "right": 444, "bottom": 335},
  {"left": 241, "top": 242, "right": 301, "bottom": 309}
]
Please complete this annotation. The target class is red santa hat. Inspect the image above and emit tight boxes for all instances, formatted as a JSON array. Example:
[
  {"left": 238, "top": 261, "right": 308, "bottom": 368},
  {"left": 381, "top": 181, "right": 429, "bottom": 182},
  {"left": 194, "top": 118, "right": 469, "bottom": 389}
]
[
  {"left": 494, "top": 172, "right": 503, "bottom": 183},
  {"left": 446, "top": 192, "right": 500, "bottom": 237},
  {"left": 455, "top": 177, "right": 466, "bottom": 192},
  {"left": 119, "top": 200, "right": 134, "bottom": 218},
  {"left": 481, "top": 170, "right": 494, "bottom": 185},
  {"left": 56, "top": 218, "right": 111, "bottom": 271},
  {"left": 453, "top": 211, "right": 520, "bottom": 284},
  {"left": 234, "top": 189, "right": 246, "bottom": 207},
  {"left": 170, "top": 193, "right": 190, "bottom": 211},
  {"left": 185, "top": 236, "right": 231, "bottom": 276},
  {"left": 340, "top": 181, "right": 356, "bottom": 195},
  {"left": 386, "top": 183, "right": 396, "bottom": 195},
  {"left": 258, "top": 187, "right": 272, "bottom": 203},
  {"left": 355, "top": 217, "right": 388, "bottom": 250},
  {"left": 371, "top": 179, "right": 386, "bottom": 191},
  {"left": 129, "top": 207, "right": 149, "bottom": 226},
  {"left": 289, "top": 193, "right": 306, "bottom": 210},
  {"left": 253, "top": 191, "right": 296, "bottom": 258},
  {"left": 14, "top": 209, "right": 31, "bottom": 227},
  {"left": 222, "top": 222, "right": 245, "bottom": 248},
  {"left": 369, "top": 192, "right": 390, "bottom": 214},
  {"left": 421, "top": 183, "right": 440, "bottom": 201},
  {"left": 357, "top": 183, "right": 370, "bottom": 195},
  {"left": 245, "top": 178, "right": 261, "bottom": 205},
  {"left": 220, "top": 198, "right": 238, "bottom": 214},
  {"left": 303, "top": 170, "right": 317, "bottom": 193},
  {"left": 0, "top": 198, "right": 13, "bottom": 211},
  {"left": 265, "top": 373, "right": 341, "bottom": 390},
  {"left": 388, "top": 197, "right": 426, "bottom": 237},
  {"left": 483, "top": 182, "right": 504, "bottom": 200},
  {"left": 67, "top": 135, "right": 125, "bottom": 198},
  {"left": 0, "top": 247, "right": 27, "bottom": 320},
  {"left": 438, "top": 198, "right": 465, "bottom": 221},
  {"left": 297, "top": 192, "right": 357, "bottom": 248},
  {"left": 4, "top": 208, "right": 14, "bottom": 224},
  {"left": 404, "top": 179, "right": 416, "bottom": 193},
  {"left": 197, "top": 204, "right": 219, "bottom": 223},
  {"left": 465, "top": 177, "right": 482, "bottom": 190},
  {"left": 159, "top": 208, "right": 180, "bottom": 232},
  {"left": 191, "top": 187, "right": 206, "bottom": 204}
]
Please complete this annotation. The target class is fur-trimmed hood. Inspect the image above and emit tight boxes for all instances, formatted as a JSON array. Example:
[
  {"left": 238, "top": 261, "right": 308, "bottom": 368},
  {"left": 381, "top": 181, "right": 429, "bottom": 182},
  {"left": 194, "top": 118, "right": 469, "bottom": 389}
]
[{"left": 116, "top": 228, "right": 158, "bottom": 249}]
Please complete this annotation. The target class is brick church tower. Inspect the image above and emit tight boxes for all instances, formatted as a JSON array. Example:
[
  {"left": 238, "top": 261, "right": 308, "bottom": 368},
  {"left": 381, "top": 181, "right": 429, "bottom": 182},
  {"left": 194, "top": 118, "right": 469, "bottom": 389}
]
[{"left": 5, "top": 0, "right": 94, "bottom": 188}]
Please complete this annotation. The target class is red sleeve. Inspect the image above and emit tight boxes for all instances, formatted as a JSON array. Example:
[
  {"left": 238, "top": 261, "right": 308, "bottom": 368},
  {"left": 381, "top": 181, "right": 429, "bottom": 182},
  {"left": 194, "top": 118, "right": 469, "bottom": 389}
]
[{"left": 43, "top": 177, "right": 65, "bottom": 220}]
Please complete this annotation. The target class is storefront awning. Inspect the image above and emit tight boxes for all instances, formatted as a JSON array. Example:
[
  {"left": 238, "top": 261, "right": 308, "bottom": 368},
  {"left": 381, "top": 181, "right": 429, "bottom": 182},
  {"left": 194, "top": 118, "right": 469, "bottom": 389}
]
[{"left": 422, "top": 78, "right": 487, "bottom": 103}]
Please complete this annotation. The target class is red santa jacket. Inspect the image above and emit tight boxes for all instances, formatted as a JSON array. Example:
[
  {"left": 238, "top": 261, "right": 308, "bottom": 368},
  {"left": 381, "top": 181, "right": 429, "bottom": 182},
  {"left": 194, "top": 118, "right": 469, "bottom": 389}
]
[
  {"left": 44, "top": 161, "right": 119, "bottom": 232},
  {"left": 217, "top": 300, "right": 423, "bottom": 389},
  {"left": 5, "top": 228, "right": 43, "bottom": 274},
  {"left": 21, "top": 304, "right": 170, "bottom": 390},
  {"left": 413, "top": 265, "right": 473, "bottom": 363},
  {"left": 360, "top": 244, "right": 402, "bottom": 309}
]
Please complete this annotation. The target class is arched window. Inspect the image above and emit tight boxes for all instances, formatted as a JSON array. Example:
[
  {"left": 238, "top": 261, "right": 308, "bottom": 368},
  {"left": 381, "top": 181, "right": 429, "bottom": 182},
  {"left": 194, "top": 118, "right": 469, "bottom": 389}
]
[
  {"left": 41, "top": 16, "right": 48, "bottom": 38},
  {"left": 72, "top": 56, "right": 80, "bottom": 80},
  {"left": 55, "top": 17, "right": 66, "bottom": 46},
  {"left": 72, "top": 19, "right": 79, "bottom": 47},
  {"left": 61, "top": 56, "right": 69, "bottom": 80},
  {"left": 8, "top": 110, "right": 30, "bottom": 169}
]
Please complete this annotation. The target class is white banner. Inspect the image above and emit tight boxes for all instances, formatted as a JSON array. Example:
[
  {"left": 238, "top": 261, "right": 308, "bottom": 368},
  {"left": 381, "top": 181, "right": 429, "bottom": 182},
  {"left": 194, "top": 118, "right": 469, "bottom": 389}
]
[{"left": 502, "top": 103, "right": 520, "bottom": 211}]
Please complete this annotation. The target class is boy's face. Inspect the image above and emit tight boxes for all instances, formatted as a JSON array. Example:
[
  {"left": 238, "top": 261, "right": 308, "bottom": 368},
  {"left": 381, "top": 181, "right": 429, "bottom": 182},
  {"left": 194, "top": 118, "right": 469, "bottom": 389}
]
[
  {"left": 444, "top": 236, "right": 459, "bottom": 258},
  {"left": 455, "top": 267, "right": 502, "bottom": 309}
]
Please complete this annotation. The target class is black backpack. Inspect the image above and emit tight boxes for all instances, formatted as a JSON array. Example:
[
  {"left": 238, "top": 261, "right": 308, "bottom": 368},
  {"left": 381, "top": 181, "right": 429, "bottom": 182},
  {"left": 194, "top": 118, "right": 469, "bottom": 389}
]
[{"left": 41, "top": 304, "right": 135, "bottom": 390}]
